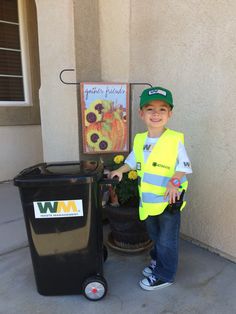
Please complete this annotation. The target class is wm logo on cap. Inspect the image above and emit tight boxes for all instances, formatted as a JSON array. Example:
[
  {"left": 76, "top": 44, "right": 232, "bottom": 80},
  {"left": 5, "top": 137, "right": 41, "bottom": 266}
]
[{"left": 148, "top": 89, "right": 167, "bottom": 96}]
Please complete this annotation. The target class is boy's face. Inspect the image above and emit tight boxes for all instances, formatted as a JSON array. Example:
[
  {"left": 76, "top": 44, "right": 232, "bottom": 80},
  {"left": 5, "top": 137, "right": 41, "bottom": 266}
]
[{"left": 139, "top": 100, "right": 172, "bottom": 130}]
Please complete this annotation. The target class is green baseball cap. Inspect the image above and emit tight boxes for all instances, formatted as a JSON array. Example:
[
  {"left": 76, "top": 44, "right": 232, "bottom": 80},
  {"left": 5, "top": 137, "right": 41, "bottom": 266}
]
[{"left": 140, "top": 86, "right": 173, "bottom": 109}]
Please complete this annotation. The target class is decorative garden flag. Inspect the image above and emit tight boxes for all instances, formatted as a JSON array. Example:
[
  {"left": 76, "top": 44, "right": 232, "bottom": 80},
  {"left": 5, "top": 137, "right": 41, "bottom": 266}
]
[{"left": 80, "top": 82, "right": 130, "bottom": 153}]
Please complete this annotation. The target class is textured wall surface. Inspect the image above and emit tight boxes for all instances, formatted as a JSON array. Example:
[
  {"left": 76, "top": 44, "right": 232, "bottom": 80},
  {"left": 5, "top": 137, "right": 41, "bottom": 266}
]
[
  {"left": 99, "top": 0, "right": 130, "bottom": 81},
  {"left": 35, "top": 0, "right": 79, "bottom": 162},
  {"left": 0, "top": 126, "right": 43, "bottom": 181},
  {"left": 74, "top": 0, "right": 101, "bottom": 82},
  {"left": 129, "top": 0, "right": 236, "bottom": 259}
]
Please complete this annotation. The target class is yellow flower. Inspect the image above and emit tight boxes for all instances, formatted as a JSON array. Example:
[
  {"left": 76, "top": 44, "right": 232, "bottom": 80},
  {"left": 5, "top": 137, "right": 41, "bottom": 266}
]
[
  {"left": 114, "top": 155, "right": 124, "bottom": 164},
  {"left": 128, "top": 170, "right": 138, "bottom": 180}
]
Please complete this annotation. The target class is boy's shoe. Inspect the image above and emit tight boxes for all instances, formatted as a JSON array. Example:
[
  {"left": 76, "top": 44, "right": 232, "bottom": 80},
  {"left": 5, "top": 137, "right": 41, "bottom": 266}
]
[
  {"left": 139, "top": 275, "right": 173, "bottom": 291},
  {"left": 142, "top": 259, "right": 156, "bottom": 277}
]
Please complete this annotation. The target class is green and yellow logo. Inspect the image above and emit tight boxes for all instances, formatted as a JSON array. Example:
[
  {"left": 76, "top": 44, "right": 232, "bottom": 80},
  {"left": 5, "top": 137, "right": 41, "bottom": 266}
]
[{"left": 33, "top": 199, "right": 83, "bottom": 218}]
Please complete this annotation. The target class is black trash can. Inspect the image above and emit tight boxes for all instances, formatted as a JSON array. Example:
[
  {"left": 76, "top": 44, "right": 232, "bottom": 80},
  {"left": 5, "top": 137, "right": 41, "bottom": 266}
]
[{"left": 14, "top": 160, "right": 108, "bottom": 301}]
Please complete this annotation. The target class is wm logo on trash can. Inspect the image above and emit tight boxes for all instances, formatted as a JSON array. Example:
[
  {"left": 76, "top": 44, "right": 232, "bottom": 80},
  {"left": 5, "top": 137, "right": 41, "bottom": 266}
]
[{"left": 33, "top": 200, "right": 84, "bottom": 218}]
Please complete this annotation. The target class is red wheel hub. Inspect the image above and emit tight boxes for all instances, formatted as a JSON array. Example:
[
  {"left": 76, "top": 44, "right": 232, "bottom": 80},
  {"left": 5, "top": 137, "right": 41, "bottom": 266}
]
[{"left": 91, "top": 287, "right": 98, "bottom": 294}]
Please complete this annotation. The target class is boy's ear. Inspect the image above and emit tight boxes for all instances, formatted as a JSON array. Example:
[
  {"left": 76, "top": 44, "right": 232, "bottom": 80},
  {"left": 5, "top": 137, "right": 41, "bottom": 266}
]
[
  {"left": 168, "top": 109, "right": 173, "bottom": 118},
  {"left": 138, "top": 109, "right": 143, "bottom": 118}
]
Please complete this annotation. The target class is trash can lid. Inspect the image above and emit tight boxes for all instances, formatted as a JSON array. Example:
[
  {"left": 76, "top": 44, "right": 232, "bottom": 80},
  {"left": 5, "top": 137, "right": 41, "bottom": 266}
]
[{"left": 14, "top": 161, "right": 104, "bottom": 187}]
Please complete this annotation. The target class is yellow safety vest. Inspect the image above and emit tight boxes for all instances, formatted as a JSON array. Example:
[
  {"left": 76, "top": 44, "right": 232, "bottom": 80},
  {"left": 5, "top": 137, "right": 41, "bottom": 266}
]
[{"left": 133, "top": 128, "right": 188, "bottom": 220}]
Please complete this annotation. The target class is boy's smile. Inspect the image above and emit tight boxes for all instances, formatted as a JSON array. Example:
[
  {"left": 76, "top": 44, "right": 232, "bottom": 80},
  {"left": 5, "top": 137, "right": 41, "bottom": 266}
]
[{"left": 139, "top": 100, "right": 172, "bottom": 136}]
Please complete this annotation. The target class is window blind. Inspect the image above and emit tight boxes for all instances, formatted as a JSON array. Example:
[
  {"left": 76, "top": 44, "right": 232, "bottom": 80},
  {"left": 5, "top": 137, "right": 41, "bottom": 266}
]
[{"left": 0, "top": 0, "right": 24, "bottom": 101}]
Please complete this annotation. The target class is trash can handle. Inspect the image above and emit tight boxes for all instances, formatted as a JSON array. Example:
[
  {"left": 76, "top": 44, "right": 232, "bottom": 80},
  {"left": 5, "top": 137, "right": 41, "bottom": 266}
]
[
  {"left": 18, "top": 163, "right": 44, "bottom": 176},
  {"left": 99, "top": 176, "right": 120, "bottom": 185}
]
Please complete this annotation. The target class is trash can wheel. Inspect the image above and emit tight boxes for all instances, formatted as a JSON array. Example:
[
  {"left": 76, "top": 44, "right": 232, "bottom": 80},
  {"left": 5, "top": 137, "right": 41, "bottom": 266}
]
[{"left": 82, "top": 276, "right": 107, "bottom": 301}]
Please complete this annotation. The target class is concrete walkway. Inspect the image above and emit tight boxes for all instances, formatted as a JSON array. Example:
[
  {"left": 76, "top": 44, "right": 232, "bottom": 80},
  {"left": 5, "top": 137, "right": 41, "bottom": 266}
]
[{"left": 0, "top": 182, "right": 236, "bottom": 314}]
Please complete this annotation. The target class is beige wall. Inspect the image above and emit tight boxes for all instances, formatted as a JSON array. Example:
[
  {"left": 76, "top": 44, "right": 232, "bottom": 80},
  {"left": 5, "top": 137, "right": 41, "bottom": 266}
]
[
  {"left": 98, "top": 0, "right": 236, "bottom": 260},
  {"left": 74, "top": 0, "right": 101, "bottom": 83},
  {"left": 35, "top": 0, "right": 79, "bottom": 162},
  {"left": 0, "top": 126, "right": 43, "bottom": 181},
  {"left": 131, "top": 0, "right": 236, "bottom": 261},
  {"left": 99, "top": 0, "right": 130, "bottom": 82},
  {"left": 36, "top": 0, "right": 103, "bottom": 162}
]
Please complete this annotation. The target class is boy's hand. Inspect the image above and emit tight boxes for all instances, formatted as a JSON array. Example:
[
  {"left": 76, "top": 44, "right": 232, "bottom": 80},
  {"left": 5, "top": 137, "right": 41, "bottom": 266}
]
[
  {"left": 110, "top": 170, "right": 123, "bottom": 182},
  {"left": 164, "top": 181, "right": 180, "bottom": 204}
]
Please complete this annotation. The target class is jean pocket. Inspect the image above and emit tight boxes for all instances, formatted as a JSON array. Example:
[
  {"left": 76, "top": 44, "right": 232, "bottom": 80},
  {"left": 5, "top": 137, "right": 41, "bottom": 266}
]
[{"left": 165, "top": 200, "right": 183, "bottom": 214}]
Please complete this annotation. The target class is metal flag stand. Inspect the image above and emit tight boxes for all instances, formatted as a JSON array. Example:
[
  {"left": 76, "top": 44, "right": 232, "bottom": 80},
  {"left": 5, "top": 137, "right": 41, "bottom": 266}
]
[
  {"left": 59, "top": 68, "right": 152, "bottom": 155},
  {"left": 59, "top": 69, "right": 153, "bottom": 88}
]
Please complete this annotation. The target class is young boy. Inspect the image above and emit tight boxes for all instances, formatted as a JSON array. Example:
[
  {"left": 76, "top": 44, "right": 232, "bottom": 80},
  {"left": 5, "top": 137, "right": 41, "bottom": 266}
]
[{"left": 110, "top": 86, "right": 192, "bottom": 290}]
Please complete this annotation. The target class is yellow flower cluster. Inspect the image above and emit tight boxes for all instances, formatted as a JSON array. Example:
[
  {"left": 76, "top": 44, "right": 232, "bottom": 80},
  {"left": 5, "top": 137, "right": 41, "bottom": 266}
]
[
  {"left": 110, "top": 155, "right": 139, "bottom": 205},
  {"left": 128, "top": 170, "right": 138, "bottom": 180},
  {"left": 114, "top": 155, "right": 124, "bottom": 164}
]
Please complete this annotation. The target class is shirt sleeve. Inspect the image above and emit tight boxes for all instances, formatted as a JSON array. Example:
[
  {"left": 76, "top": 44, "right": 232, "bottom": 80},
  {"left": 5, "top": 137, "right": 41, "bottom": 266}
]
[
  {"left": 124, "top": 150, "right": 136, "bottom": 170},
  {"left": 176, "top": 142, "right": 193, "bottom": 174}
]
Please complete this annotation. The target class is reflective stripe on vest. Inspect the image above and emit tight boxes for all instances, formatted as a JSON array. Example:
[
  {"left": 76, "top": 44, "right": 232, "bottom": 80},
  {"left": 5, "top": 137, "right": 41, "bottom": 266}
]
[
  {"left": 133, "top": 129, "right": 188, "bottom": 220},
  {"left": 143, "top": 173, "right": 187, "bottom": 188}
]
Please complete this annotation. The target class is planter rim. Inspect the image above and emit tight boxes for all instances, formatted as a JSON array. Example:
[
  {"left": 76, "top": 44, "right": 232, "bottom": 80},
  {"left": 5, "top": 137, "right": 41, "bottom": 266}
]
[{"left": 106, "top": 232, "right": 153, "bottom": 253}]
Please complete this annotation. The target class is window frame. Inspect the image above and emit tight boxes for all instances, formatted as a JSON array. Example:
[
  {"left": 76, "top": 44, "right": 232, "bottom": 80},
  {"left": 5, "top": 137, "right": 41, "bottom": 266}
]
[
  {"left": 0, "top": 0, "right": 40, "bottom": 126},
  {"left": 0, "top": 0, "right": 32, "bottom": 106}
]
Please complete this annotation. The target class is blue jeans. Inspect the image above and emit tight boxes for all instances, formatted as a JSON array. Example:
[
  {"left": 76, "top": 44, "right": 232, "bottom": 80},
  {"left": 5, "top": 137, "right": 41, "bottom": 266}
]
[{"left": 145, "top": 210, "right": 181, "bottom": 282}]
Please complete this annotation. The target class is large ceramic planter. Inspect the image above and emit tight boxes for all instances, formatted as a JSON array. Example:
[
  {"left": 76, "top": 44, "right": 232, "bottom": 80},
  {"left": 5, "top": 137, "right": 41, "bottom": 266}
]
[{"left": 105, "top": 205, "right": 152, "bottom": 252}]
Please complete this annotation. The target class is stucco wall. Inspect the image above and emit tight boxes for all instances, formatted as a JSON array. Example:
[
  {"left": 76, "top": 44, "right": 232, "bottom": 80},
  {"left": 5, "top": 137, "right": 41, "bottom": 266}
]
[
  {"left": 35, "top": 0, "right": 79, "bottom": 162},
  {"left": 36, "top": 0, "right": 103, "bottom": 162},
  {"left": 99, "top": 0, "right": 130, "bottom": 82},
  {"left": 0, "top": 126, "right": 43, "bottom": 181},
  {"left": 74, "top": 0, "right": 101, "bottom": 83},
  {"left": 99, "top": 0, "right": 236, "bottom": 260}
]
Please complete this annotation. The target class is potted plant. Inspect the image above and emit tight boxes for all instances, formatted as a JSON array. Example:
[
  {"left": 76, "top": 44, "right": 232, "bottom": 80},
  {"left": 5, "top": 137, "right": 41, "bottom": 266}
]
[{"left": 104, "top": 155, "right": 152, "bottom": 252}]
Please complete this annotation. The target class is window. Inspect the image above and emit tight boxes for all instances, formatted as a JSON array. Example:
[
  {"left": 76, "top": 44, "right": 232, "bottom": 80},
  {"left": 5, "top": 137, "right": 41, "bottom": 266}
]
[
  {"left": 0, "top": 0, "right": 31, "bottom": 106},
  {"left": 0, "top": 0, "right": 40, "bottom": 125}
]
